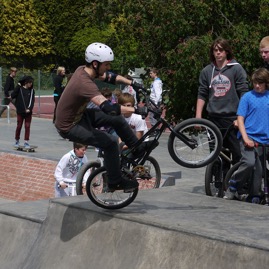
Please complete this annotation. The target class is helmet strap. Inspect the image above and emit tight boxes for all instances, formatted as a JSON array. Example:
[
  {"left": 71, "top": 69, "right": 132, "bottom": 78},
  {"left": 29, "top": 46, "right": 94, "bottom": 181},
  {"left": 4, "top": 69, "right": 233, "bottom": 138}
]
[{"left": 92, "top": 61, "right": 101, "bottom": 78}]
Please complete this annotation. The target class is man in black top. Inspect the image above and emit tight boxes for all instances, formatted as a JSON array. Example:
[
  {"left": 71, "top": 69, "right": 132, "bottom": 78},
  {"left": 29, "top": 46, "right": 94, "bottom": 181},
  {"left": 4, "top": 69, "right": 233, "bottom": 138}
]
[{"left": 0, "top": 67, "right": 17, "bottom": 117}]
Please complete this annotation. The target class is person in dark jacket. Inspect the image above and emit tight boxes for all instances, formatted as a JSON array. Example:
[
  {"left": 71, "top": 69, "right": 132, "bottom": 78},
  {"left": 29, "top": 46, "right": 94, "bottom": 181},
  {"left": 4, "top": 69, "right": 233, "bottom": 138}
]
[
  {"left": 0, "top": 67, "right": 17, "bottom": 117},
  {"left": 196, "top": 37, "right": 249, "bottom": 167},
  {"left": 11, "top": 76, "right": 35, "bottom": 149},
  {"left": 53, "top": 66, "right": 66, "bottom": 123}
]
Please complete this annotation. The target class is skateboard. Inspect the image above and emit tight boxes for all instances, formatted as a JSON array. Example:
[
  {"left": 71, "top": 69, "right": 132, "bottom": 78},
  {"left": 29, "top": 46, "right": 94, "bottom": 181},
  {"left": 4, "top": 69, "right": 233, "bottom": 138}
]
[{"left": 14, "top": 145, "right": 38, "bottom": 152}]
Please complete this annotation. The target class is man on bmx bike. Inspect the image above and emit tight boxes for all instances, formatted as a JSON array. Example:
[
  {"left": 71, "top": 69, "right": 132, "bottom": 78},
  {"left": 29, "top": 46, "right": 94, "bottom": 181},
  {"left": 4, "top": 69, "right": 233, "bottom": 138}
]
[{"left": 55, "top": 42, "right": 148, "bottom": 193}]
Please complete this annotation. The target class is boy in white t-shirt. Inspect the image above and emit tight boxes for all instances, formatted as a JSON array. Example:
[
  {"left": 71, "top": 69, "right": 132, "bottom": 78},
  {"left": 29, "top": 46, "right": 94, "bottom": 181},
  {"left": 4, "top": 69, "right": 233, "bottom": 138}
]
[
  {"left": 54, "top": 142, "right": 88, "bottom": 197},
  {"left": 118, "top": 93, "right": 148, "bottom": 140}
]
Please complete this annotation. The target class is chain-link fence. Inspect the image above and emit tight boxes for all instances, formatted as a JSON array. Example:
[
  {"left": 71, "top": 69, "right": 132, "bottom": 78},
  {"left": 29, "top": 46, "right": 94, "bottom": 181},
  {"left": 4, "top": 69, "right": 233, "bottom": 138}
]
[
  {"left": 0, "top": 66, "right": 145, "bottom": 119},
  {"left": 0, "top": 66, "right": 56, "bottom": 118},
  {"left": 0, "top": 66, "right": 54, "bottom": 96}
]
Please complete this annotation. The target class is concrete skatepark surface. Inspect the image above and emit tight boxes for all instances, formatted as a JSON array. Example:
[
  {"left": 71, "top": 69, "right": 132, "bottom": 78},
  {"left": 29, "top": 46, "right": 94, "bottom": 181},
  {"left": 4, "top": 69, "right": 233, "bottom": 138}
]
[{"left": 1, "top": 117, "right": 269, "bottom": 268}]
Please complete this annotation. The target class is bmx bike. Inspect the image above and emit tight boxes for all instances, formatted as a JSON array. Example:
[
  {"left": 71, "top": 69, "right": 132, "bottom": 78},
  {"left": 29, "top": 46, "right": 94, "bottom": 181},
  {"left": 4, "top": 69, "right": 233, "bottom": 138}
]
[
  {"left": 81, "top": 87, "right": 222, "bottom": 209},
  {"left": 76, "top": 146, "right": 162, "bottom": 195},
  {"left": 223, "top": 143, "right": 269, "bottom": 204}
]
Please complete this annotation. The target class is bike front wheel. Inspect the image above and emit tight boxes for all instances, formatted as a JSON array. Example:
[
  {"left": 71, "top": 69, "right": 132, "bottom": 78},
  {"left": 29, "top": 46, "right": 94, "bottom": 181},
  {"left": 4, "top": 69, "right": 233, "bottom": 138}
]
[
  {"left": 85, "top": 166, "right": 138, "bottom": 209},
  {"left": 76, "top": 161, "right": 101, "bottom": 195},
  {"left": 168, "top": 118, "right": 222, "bottom": 168}
]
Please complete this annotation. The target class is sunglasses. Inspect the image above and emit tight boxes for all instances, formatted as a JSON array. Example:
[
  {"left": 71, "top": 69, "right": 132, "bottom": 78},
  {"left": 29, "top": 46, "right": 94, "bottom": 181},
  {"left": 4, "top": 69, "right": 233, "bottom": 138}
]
[{"left": 214, "top": 48, "right": 225, "bottom": 52}]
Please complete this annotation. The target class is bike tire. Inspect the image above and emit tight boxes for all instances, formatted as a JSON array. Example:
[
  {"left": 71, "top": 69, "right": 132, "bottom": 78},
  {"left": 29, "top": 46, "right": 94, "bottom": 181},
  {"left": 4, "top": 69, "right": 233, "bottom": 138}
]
[
  {"left": 223, "top": 162, "right": 242, "bottom": 191},
  {"left": 136, "top": 156, "right": 161, "bottom": 189},
  {"left": 85, "top": 166, "right": 138, "bottom": 209},
  {"left": 168, "top": 118, "right": 222, "bottom": 168},
  {"left": 205, "top": 160, "right": 224, "bottom": 197},
  {"left": 76, "top": 161, "right": 101, "bottom": 195}
]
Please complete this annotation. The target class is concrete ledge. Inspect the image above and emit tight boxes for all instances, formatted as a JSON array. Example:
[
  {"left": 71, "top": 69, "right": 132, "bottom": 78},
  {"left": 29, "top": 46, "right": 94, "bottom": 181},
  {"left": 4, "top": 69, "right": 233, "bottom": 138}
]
[
  {"left": 160, "top": 173, "right": 178, "bottom": 187},
  {"left": 19, "top": 199, "right": 269, "bottom": 269},
  {"left": 1, "top": 188, "right": 269, "bottom": 269}
]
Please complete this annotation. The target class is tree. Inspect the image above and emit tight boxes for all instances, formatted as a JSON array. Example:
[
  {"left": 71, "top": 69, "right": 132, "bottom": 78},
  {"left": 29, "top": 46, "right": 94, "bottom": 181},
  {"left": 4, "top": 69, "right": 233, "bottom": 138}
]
[
  {"left": 64, "top": 0, "right": 269, "bottom": 120},
  {"left": 1, "top": 0, "right": 268, "bottom": 120},
  {"left": 0, "top": 0, "right": 53, "bottom": 68}
]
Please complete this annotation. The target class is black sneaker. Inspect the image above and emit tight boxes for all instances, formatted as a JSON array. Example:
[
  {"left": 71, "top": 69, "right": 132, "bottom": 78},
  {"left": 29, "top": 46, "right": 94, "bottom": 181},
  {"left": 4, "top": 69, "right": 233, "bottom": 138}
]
[
  {"left": 132, "top": 141, "right": 159, "bottom": 159},
  {"left": 108, "top": 178, "right": 139, "bottom": 193}
]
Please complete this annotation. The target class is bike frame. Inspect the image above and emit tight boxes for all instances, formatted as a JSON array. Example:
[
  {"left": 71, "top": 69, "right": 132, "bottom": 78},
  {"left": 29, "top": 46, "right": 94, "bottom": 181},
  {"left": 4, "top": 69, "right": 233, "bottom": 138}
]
[{"left": 121, "top": 90, "right": 198, "bottom": 166}]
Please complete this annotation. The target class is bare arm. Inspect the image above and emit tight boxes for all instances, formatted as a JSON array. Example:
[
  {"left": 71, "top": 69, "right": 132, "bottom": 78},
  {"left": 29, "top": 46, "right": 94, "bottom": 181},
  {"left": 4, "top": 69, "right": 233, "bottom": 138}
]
[
  {"left": 115, "top": 74, "right": 132, "bottom": 85},
  {"left": 91, "top": 94, "right": 135, "bottom": 114},
  {"left": 195, "top": 98, "right": 205, "bottom": 118},
  {"left": 237, "top": 115, "right": 254, "bottom": 147},
  {"left": 135, "top": 130, "right": 144, "bottom": 140},
  {"left": 98, "top": 72, "right": 132, "bottom": 85},
  {"left": 91, "top": 94, "right": 107, "bottom": 106}
]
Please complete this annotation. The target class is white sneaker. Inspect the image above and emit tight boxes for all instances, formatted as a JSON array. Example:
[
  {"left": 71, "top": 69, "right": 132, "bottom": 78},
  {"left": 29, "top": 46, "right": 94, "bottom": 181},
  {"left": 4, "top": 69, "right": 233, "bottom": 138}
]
[
  {"left": 24, "top": 142, "right": 30, "bottom": 149},
  {"left": 14, "top": 140, "right": 20, "bottom": 148},
  {"left": 223, "top": 188, "right": 236, "bottom": 200}
]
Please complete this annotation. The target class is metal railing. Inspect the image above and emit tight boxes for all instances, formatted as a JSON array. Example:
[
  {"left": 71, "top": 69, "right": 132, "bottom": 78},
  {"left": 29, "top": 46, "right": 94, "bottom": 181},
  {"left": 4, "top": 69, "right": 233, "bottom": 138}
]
[{"left": 0, "top": 104, "right": 10, "bottom": 123}]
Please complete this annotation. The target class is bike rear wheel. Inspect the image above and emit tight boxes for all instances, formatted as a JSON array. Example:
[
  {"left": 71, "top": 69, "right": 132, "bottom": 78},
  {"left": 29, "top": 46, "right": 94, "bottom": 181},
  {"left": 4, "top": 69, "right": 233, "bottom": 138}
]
[
  {"left": 85, "top": 166, "right": 138, "bottom": 209},
  {"left": 76, "top": 161, "right": 101, "bottom": 195},
  {"left": 168, "top": 118, "right": 222, "bottom": 168},
  {"left": 205, "top": 160, "right": 224, "bottom": 197}
]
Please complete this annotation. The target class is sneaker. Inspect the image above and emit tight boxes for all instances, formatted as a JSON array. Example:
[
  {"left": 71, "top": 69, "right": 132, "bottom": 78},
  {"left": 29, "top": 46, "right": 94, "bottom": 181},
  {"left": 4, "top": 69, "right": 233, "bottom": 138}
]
[
  {"left": 223, "top": 187, "right": 236, "bottom": 200},
  {"left": 24, "top": 142, "right": 30, "bottom": 149},
  {"left": 251, "top": 196, "right": 260, "bottom": 204},
  {"left": 236, "top": 193, "right": 249, "bottom": 202},
  {"left": 108, "top": 178, "right": 139, "bottom": 192},
  {"left": 14, "top": 140, "right": 20, "bottom": 148}
]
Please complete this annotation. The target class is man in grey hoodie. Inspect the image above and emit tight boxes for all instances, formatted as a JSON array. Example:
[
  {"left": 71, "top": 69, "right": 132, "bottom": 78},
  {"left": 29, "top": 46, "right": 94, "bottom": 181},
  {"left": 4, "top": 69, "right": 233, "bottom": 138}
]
[{"left": 196, "top": 37, "right": 249, "bottom": 166}]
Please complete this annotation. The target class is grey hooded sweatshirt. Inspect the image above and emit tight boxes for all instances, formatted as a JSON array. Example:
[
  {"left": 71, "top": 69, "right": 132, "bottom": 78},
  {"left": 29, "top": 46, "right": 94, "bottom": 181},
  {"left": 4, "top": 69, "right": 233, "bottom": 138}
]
[{"left": 197, "top": 59, "right": 249, "bottom": 118}]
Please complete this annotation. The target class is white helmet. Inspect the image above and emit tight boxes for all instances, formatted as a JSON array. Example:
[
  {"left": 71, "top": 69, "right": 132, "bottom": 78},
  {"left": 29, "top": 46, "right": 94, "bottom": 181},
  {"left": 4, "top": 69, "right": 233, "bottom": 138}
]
[{"left": 85, "top": 42, "right": 114, "bottom": 63}]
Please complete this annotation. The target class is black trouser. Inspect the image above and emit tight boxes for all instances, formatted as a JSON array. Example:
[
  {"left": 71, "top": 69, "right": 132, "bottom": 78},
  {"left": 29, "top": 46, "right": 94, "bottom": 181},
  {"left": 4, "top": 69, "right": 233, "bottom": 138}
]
[
  {"left": 53, "top": 96, "right": 60, "bottom": 123},
  {"left": 208, "top": 116, "right": 241, "bottom": 165},
  {"left": 58, "top": 109, "right": 138, "bottom": 184}
]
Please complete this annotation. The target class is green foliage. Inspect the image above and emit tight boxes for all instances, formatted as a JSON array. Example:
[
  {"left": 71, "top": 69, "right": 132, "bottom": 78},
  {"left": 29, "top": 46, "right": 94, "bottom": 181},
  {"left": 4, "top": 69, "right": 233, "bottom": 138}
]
[
  {"left": 0, "top": 0, "right": 53, "bottom": 68},
  {"left": 33, "top": 0, "right": 89, "bottom": 68},
  {"left": 69, "top": 26, "right": 116, "bottom": 68},
  {"left": 0, "top": 0, "right": 268, "bottom": 120}
]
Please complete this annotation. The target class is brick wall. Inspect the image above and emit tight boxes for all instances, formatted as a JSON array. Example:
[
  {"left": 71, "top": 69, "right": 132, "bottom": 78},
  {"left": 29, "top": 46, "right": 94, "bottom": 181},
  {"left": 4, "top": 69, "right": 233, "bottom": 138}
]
[{"left": 0, "top": 153, "right": 57, "bottom": 201}]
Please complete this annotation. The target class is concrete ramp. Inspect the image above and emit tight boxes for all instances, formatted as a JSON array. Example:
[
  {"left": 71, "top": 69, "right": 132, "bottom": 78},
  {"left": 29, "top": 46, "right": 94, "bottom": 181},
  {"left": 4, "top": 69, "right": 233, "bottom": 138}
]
[
  {"left": 0, "top": 214, "right": 40, "bottom": 269},
  {"left": 1, "top": 188, "right": 269, "bottom": 269}
]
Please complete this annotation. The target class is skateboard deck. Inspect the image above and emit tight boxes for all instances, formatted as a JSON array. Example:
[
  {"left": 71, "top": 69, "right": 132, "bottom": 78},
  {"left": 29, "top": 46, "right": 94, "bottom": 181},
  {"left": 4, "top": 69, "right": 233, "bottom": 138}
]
[{"left": 14, "top": 145, "right": 38, "bottom": 152}]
